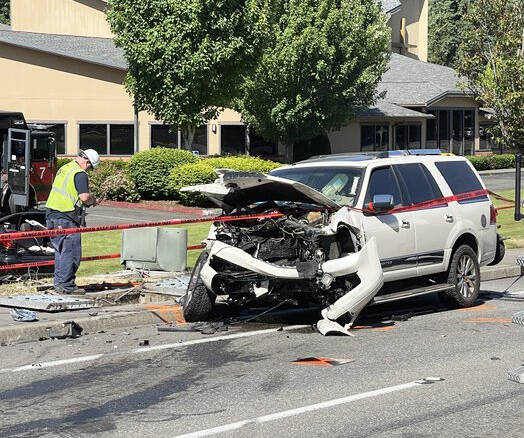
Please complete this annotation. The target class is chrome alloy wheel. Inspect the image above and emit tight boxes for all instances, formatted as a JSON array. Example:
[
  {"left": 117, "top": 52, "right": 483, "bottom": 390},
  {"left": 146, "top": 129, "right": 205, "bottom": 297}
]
[{"left": 456, "top": 254, "right": 477, "bottom": 298}]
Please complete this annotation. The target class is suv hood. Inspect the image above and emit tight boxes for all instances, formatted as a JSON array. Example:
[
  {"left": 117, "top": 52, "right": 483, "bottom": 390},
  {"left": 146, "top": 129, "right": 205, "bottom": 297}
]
[{"left": 180, "top": 170, "right": 340, "bottom": 210}]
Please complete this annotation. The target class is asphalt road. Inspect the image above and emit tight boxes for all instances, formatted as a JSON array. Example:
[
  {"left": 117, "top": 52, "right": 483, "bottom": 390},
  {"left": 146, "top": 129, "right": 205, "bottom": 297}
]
[
  {"left": 1, "top": 278, "right": 524, "bottom": 437},
  {"left": 480, "top": 171, "right": 516, "bottom": 192}
]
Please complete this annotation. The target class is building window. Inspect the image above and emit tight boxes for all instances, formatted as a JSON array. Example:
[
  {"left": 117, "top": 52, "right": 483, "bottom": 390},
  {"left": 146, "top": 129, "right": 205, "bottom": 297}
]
[
  {"left": 180, "top": 126, "right": 207, "bottom": 155},
  {"left": 151, "top": 125, "right": 179, "bottom": 148},
  {"left": 426, "top": 109, "right": 475, "bottom": 155},
  {"left": 79, "top": 123, "right": 134, "bottom": 155},
  {"left": 394, "top": 124, "right": 421, "bottom": 149},
  {"left": 29, "top": 123, "right": 66, "bottom": 155},
  {"left": 221, "top": 125, "right": 246, "bottom": 155},
  {"left": 361, "top": 125, "right": 388, "bottom": 152}
]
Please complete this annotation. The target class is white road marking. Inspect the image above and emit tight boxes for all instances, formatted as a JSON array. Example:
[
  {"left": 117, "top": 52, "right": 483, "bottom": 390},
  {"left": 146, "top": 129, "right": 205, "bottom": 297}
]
[
  {"left": 0, "top": 325, "right": 308, "bottom": 373},
  {"left": 172, "top": 381, "right": 423, "bottom": 438}
]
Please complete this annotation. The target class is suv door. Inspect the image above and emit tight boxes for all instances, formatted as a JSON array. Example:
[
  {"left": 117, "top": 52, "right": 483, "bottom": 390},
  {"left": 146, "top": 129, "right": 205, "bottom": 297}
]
[
  {"left": 394, "top": 163, "right": 454, "bottom": 275},
  {"left": 361, "top": 165, "right": 417, "bottom": 281}
]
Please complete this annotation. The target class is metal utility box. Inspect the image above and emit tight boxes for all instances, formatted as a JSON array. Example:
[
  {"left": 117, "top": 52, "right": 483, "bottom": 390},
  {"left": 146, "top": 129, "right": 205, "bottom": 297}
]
[{"left": 121, "top": 227, "right": 187, "bottom": 272}]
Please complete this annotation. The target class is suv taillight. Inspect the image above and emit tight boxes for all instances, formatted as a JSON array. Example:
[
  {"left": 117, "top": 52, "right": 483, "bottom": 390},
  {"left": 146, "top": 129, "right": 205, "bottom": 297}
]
[{"left": 490, "top": 205, "right": 497, "bottom": 225}]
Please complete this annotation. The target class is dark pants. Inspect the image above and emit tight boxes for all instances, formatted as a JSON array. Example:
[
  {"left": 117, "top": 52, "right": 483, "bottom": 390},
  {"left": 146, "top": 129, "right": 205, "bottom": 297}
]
[{"left": 46, "top": 217, "right": 81, "bottom": 291}]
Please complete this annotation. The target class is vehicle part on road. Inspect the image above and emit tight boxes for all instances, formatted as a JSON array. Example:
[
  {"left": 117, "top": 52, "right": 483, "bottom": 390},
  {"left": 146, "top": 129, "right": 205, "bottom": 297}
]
[
  {"left": 292, "top": 357, "right": 354, "bottom": 366},
  {"left": 0, "top": 294, "right": 96, "bottom": 311},
  {"left": 316, "top": 319, "right": 355, "bottom": 336},
  {"left": 512, "top": 310, "right": 524, "bottom": 326},
  {"left": 47, "top": 321, "right": 82, "bottom": 339},
  {"left": 440, "top": 245, "right": 480, "bottom": 307},
  {"left": 183, "top": 251, "right": 216, "bottom": 322},
  {"left": 10, "top": 308, "right": 38, "bottom": 322},
  {"left": 507, "top": 366, "right": 524, "bottom": 384}
]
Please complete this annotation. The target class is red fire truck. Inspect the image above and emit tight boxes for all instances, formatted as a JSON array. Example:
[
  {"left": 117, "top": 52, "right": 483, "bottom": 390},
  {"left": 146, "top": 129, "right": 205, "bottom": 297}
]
[{"left": 0, "top": 111, "right": 57, "bottom": 268}]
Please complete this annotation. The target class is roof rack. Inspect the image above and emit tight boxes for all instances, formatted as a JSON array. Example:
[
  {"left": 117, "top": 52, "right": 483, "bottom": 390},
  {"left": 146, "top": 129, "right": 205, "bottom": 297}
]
[{"left": 301, "top": 149, "right": 444, "bottom": 164}]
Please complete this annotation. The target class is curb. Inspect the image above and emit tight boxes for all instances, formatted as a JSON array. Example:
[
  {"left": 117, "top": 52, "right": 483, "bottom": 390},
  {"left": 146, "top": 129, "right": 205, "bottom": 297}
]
[
  {"left": 100, "top": 200, "right": 221, "bottom": 216},
  {"left": 480, "top": 264, "right": 523, "bottom": 282},
  {"left": 478, "top": 168, "right": 515, "bottom": 176},
  {"left": 0, "top": 304, "right": 185, "bottom": 345}
]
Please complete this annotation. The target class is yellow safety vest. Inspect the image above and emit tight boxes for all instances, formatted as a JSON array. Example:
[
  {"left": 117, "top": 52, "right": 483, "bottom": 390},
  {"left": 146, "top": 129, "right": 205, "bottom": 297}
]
[{"left": 46, "top": 161, "right": 86, "bottom": 212}]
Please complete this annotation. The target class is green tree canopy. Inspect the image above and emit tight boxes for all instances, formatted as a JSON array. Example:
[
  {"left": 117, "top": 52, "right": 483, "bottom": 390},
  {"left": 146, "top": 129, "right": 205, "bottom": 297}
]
[
  {"left": 107, "top": 0, "right": 271, "bottom": 146},
  {"left": 233, "top": 0, "right": 390, "bottom": 161},
  {"left": 0, "top": 0, "right": 9, "bottom": 24},
  {"left": 457, "top": 0, "right": 524, "bottom": 151},
  {"left": 428, "top": 0, "right": 469, "bottom": 67}
]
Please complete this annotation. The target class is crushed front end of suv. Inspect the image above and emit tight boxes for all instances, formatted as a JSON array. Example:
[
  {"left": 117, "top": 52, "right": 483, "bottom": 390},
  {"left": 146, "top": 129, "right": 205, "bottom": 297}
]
[{"left": 181, "top": 168, "right": 384, "bottom": 336}]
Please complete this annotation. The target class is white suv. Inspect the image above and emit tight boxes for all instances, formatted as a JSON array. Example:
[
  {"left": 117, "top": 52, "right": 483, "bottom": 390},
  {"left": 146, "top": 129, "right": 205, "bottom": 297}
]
[{"left": 181, "top": 151, "right": 504, "bottom": 335}]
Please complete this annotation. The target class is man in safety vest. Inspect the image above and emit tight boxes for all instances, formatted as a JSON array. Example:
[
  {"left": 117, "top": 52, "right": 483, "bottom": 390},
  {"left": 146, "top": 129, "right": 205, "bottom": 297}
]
[{"left": 46, "top": 149, "right": 101, "bottom": 295}]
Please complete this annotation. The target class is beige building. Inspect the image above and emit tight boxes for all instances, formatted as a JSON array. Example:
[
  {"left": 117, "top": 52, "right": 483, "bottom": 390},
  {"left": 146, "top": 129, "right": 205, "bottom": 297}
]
[{"left": 0, "top": 0, "right": 495, "bottom": 160}]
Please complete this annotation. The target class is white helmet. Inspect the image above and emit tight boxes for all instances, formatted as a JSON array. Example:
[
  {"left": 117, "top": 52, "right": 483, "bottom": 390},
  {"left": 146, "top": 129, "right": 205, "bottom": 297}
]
[{"left": 81, "top": 149, "right": 101, "bottom": 169}]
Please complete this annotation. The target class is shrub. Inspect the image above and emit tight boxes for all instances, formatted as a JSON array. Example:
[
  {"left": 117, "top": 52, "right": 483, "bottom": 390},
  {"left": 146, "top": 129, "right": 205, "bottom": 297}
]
[
  {"left": 98, "top": 171, "right": 140, "bottom": 203},
  {"left": 205, "top": 156, "right": 282, "bottom": 173},
  {"left": 170, "top": 155, "right": 282, "bottom": 206},
  {"left": 467, "top": 154, "right": 515, "bottom": 171},
  {"left": 169, "top": 162, "right": 216, "bottom": 206},
  {"left": 90, "top": 161, "right": 129, "bottom": 198},
  {"left": 128, "top": 148, "right": 199, "bottom": 199},
  {"left": 57, "top": 158, "right": 73, "bottom": 169}
]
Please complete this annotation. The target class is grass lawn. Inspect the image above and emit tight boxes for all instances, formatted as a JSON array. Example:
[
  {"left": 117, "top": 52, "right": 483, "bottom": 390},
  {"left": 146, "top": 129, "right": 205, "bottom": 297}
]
[
  {"left": 491, "top": 190, "right": 524, "bottom": 248},
  {"left": 77, "top": 222, "right": 211, "bottom": 277}
]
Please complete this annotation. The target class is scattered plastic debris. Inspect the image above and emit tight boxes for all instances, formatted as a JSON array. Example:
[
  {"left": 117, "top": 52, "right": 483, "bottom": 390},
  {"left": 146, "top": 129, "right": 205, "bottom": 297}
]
[
  {"left": 192, "top": 322, "right": 229, "bottom": 335},
  {"left": 10, "top": 308, "right": 38, "bottom": 322},
  {"left": 47, "top": 321, "right": 83, "bottom": 339},
  {"left": 491, "top": 356, "right": 501, "bottom": 361},
  {"left": 139, "top": 340, "right": 149, "bottom": 346},
  {"left": 415, "top": 377, "right": 445, "bottom": 384},
  {"left": 292, "top": 357, "right": 354, "bottom": 367}
]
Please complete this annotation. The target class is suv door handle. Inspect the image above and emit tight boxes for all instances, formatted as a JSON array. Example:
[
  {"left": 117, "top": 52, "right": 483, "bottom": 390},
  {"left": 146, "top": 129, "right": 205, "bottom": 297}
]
[
  {"left": 445, "top": 214, "right": 454, "bottom": 223},
  {"left": 401, "top": 220, "right": 410, "bottom": 228}
]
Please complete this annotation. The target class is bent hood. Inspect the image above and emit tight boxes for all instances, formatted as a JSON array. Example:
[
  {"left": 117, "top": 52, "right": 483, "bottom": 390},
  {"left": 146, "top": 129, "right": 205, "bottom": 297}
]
[{"left": 180, "top": 169, "right": 340, "bottom": 210}]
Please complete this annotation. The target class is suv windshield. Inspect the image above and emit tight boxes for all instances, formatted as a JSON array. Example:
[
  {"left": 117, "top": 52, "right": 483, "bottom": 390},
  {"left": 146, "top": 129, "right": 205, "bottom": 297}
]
[{"left": 270, "top": 166, "right": 363, "bottom": 206}]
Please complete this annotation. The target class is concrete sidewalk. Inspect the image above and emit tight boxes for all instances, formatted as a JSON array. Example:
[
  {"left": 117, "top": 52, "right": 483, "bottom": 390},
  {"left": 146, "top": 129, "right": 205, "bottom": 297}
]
[{"left": 0, "top": 249, "right": 523, "bottom": 345}]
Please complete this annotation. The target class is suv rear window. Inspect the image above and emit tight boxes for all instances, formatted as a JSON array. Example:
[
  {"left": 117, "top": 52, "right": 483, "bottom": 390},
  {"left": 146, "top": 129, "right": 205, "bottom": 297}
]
[
  {"left": 435, "top": 161, "right": 483, "bottom": 195},
  {"left": 395, "top": 163, "right": 442, "bottom": 205}
]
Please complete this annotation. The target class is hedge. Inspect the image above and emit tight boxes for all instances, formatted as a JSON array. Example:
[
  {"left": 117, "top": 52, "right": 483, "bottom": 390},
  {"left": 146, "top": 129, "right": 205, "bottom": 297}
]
[
  {"left": 170, "top": 155, "right": 282, "bottom": 206},
  {"left": 90, "top": 161, "right": 132, "bottom": 200},
  {"left": 467, "top": 154, "right": 515, "bottom": 171},
  {"left": 128, "top": 148, "right": 198, "bottom": 199}
]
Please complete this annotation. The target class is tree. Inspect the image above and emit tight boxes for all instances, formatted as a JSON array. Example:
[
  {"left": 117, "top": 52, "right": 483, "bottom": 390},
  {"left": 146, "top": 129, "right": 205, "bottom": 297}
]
[
  {"left": 0, "top": 0, "right": 9, "bottom": 24},
  {"left": 428, "top": 0, "right": 469, "bottom": 67},
  {"left": 233, "top": 0, "right": 390, "bottom": 162},
  {"left": 107, "top": 0, "right": 271, "bottom": 147},
  {"left": 457, "top": 0, "right": 524, "bottom": 152}
]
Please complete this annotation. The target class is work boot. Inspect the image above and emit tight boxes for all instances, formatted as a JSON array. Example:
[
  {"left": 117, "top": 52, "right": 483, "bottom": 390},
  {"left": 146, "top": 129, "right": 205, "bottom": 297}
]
[{"left": 56, "top": 287, "right": 86, "bottom": 296}]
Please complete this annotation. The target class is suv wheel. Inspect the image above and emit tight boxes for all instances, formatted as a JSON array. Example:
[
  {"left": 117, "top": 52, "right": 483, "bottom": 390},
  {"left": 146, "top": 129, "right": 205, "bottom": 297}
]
[
  {"left": 440, "top": 245, "right": 480, "bottom": 308},
  {"left": 183, "top": 251, "right": 216, "bottom": 322}
]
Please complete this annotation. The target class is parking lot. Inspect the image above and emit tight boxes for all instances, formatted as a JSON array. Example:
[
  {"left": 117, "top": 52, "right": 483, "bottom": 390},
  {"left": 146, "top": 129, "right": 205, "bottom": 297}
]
[{"left": 1, "top": 276, "right": 524, "bottom": 438}]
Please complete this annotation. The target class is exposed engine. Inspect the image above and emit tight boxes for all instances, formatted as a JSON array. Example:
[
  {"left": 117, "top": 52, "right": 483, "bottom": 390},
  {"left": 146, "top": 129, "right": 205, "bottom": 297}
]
[{"left": 207, "top": 207, "right": 361, "bottom": 307}]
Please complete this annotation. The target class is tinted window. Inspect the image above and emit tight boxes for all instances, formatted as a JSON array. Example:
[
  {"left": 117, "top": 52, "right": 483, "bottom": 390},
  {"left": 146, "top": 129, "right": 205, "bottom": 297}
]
[
  {"left": 435, "top": 161, "right": 483, "bottom": 194},
  {"left": 221, "top": 125, "right": 246, "bottom": 155},
  {"left": 181, "top": 126, "right": 207, "bottom": 155},
  {"left": 151, "top": 125, "right": 178, "bottom": 148},
  {"left": 270, "top": 167, "right": 363, "bottom": 206},
  {"left": 396, "top": 164, "right": 442, "bottom": 205},
  {"left": 110, "top": 124, "right": 134, "bottom": 155},
  {"left": 46, "top": 124, "right": 65, "bottom": 155},
  {"left": 365, "top": 166, "right": 402, "bottom": 206},
  {"left": 80, "top": 124, "right": 107, "bottom": 155}
]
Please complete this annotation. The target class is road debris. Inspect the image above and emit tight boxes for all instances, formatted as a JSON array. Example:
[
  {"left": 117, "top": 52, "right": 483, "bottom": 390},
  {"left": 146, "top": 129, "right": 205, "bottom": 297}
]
[
  {"left": 292, "top": 357, "right": 354, "bottom": 367},
  {"left": 47, "top": 321, "right": 83, "bottom": 339},
  {"left": 0, "top": 294, "right": 95, "bottom": 312},
  {"left": 512, "top": 310, "right": 524, "bottom": 326},
  {"left": 414, "top": 377, "right": 445, "bottom": 384},
  {"left": 139, "top": 340, "right": 149, "bottom": 346},
  {"left": 10, "top": 308, "right": 38, "bottom": 322},
  {"left": 507, "top": 367, "right": 524, "bottom": 384}
]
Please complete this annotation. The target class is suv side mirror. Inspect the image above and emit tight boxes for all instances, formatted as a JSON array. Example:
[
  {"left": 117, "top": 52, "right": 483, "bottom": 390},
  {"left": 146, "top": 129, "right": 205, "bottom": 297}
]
[{"left": 370, "top": 194, "right": 394, "bottom": 213}]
